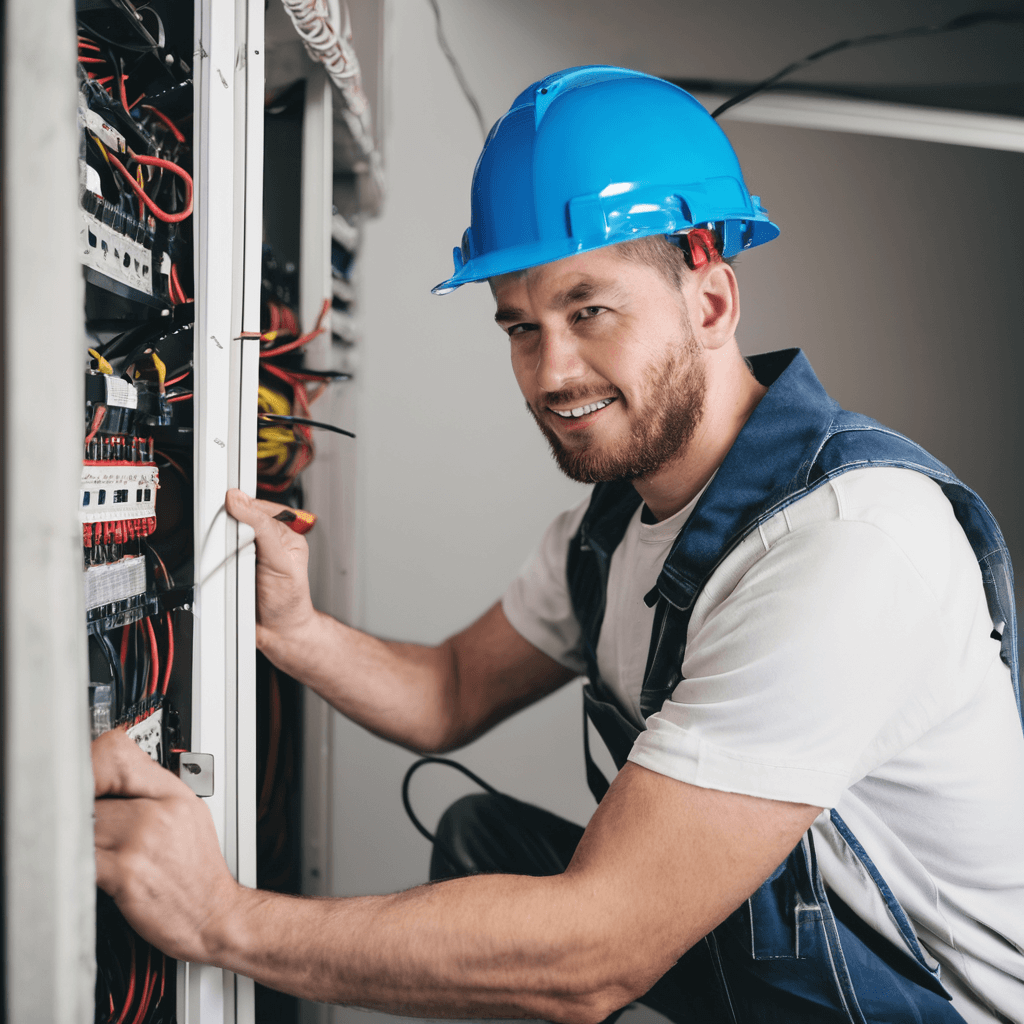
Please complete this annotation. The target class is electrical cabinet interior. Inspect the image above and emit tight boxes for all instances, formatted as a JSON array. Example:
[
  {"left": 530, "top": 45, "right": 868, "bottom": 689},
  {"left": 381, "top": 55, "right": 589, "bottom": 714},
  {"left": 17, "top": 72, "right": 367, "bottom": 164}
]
[{"left": 75, "top": 0, "right": 263, "bottom": 1020}]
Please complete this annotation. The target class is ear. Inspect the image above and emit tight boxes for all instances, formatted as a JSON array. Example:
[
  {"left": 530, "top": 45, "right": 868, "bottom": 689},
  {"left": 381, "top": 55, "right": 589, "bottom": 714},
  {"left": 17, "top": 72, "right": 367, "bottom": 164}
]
[{"left": 692, "top": 262, "right": 740, "bottom": 351}]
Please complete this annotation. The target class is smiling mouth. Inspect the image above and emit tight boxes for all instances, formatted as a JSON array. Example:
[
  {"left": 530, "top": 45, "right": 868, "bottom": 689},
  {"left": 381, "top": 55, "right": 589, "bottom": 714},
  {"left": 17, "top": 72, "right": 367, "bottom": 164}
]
[{"left": 549, "top": 397, "right": 617, "bottom": 419}]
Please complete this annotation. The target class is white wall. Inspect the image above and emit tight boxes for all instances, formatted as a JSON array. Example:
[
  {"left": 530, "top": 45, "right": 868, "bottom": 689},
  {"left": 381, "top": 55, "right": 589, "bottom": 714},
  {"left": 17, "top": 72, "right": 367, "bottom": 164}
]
[{"left": 327, "top": 2, "right": 1022, "bottom": 1021}]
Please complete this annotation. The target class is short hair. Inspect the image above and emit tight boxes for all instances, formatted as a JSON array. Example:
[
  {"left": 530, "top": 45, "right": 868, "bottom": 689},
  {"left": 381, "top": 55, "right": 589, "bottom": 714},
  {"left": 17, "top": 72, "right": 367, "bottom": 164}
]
[
  {"left": 615, "top": 230, "right": 737, "bottom": 289},
  {"left": 488, "top": 230, "right": 736, "bottom": 294}
]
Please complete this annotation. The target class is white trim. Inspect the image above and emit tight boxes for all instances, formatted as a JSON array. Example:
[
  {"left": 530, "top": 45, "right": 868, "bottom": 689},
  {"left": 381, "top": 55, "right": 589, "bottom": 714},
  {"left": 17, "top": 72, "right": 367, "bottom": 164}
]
[{"left": 695, "top": 91, "right": 1024, "bottom": 153}]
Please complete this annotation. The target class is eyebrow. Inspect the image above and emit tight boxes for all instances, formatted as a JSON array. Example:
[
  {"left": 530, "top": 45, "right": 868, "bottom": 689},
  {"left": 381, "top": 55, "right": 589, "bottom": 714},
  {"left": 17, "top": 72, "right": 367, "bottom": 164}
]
[{"left": 493, "top": 278, "right": 618, "bottom": 324}]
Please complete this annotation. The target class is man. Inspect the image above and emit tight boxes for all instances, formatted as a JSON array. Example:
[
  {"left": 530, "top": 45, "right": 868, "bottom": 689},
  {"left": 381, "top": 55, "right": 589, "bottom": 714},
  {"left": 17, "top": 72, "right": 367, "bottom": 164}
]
[{"left": 94, "top": 66, "right": 1023, "bottom": 1023}]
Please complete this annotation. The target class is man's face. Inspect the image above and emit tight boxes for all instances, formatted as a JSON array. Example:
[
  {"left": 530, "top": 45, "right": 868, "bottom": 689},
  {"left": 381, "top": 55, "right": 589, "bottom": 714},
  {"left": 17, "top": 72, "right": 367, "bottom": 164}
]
[{"left": 492, "top": 245, "right": 707, "bottom": 484}]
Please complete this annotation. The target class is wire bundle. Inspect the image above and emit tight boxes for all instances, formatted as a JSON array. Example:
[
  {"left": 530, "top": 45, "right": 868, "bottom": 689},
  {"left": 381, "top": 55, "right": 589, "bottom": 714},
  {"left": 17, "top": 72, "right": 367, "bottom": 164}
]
[
  {"left": 244, "top": 297, "right": 341, "bottom": 496},
  {"left": 278, "top": 0, "right": 384, "bottom": 196}
]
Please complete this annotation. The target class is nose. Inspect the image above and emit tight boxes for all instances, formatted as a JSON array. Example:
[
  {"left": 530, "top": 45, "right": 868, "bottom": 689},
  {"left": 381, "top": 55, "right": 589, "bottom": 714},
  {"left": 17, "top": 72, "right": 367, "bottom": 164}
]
[{"left": 533, "top": 324, "right": 585, "bottom": 395}]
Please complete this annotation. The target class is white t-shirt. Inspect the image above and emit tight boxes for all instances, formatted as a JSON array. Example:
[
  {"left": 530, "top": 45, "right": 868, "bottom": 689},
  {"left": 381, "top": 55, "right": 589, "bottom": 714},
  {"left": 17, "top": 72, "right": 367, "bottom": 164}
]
[{"left": 502, "top": 467, "right": 1024, "bottom": 1024}]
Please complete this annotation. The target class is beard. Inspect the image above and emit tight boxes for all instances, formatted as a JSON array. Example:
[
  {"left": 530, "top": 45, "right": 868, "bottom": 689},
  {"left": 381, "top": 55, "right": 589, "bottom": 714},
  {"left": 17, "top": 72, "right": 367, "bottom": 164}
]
[{"left": 527, "top": 323, "right": 707, "bottom": 484}]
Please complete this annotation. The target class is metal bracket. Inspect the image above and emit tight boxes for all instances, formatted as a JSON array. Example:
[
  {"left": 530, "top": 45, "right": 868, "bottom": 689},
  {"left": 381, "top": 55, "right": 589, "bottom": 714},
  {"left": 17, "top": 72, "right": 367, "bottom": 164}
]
[{"left": 178, "top": 752, "right": 214, "bottom": 797}]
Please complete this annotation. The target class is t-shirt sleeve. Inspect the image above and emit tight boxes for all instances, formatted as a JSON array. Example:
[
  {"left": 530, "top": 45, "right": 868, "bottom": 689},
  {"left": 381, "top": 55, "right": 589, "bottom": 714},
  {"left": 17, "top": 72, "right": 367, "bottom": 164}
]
[
  {"left": 629, "top": 488, "right": 981, "bottom": 808},
  {"left": 501, "top": 497, "right": 590, "bottom": 675}
]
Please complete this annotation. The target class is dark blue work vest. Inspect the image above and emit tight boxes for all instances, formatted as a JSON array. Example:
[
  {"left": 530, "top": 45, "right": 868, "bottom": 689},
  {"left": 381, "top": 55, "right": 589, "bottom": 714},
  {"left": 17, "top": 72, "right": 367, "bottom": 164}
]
[{"left": 567, "top": 349, "right": 1019, "bottom": 1024}]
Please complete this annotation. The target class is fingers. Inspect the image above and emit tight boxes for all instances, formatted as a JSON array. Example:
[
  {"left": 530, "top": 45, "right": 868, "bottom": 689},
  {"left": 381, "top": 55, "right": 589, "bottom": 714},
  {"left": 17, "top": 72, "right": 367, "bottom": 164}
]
[
  {"left": 92, "top": 728, "right": 191, "bottom": 801},
  {"left": 225, "top": 489, "right": 301, "bottom": 561}
]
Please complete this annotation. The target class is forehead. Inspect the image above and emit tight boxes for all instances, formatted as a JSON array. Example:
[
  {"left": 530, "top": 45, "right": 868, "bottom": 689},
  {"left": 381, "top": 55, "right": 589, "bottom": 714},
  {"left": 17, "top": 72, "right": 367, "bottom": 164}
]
[{"left": 490, "top": 245, "right": 650, "bottom": 307}]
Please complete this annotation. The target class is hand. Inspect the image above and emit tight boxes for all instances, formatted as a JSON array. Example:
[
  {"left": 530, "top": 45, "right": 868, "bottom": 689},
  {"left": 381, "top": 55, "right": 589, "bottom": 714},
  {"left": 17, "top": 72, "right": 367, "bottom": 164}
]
[
  {"left": 93, "top": 729, "right": 242, "bottom": 963},
  {"left": 225, "top": 488, "right": 318, "bottom": 656}
]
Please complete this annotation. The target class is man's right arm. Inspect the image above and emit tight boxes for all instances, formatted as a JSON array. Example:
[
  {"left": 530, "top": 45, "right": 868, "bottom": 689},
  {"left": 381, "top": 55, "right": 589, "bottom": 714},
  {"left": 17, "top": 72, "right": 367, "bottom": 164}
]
[{"left": 226, "top": 489, "right": 576, "bottom": 754}]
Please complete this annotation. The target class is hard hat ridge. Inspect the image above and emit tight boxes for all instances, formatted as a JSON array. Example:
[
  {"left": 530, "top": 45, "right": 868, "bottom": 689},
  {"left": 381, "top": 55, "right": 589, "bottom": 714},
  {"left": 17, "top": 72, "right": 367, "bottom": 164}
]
[{"left": 433, "top": 64, "right": 779, "bottom": 295}]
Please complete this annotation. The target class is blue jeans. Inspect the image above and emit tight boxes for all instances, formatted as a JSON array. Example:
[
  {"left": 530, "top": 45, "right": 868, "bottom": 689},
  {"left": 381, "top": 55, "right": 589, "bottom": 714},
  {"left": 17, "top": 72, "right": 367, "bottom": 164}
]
[{"left": 431, "top": 791, "right": 966, "bottom": 1024}]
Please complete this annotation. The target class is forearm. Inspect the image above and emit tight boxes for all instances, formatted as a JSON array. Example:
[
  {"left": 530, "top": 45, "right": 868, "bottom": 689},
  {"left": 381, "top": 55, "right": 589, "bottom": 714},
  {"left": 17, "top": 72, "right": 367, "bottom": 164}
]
[
  {"left": 260, "top": 610, "right": 458, "bottom": 752},
  {"left": 209, "top": 874, "right": 637, "bottom": 1023}
]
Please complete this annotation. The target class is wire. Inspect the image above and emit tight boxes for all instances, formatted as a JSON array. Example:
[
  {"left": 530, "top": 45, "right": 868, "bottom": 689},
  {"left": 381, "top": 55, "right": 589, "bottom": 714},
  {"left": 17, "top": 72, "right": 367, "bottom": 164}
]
[
  {"left": 170, "top": 263, "right": 190, "bottom": 303},
  {"left": 144, "top": 617, "right": 159, "bottom": 697},
  {"left": 258, "top": 299, "right": 331, "bottom": 358},
  {"left": 401, "top": 756, "right": 502, "bottom": 844},
  {"left": 425, "top": 0, "right": 486, "bottom": 140},
  {"left": 258, "top": 413, "right": 355, "bottom": 438},
  {"left": 161, "top": 613, "right": 174, "bottom": 695},
  {"left": 167, "top": 393, "right": 193, "bottom": 404},
  {"left": 85, "top": 405, "right": 107, "bottom": 447},
  {"left": 141, "top": 104, "right": 186, "bottom": 143},
  {"left": 103, "top": 148, "right": 193, "bottom": 223},
  {"left": 711, "top": 9, "right": 1024, "bottom": 119}
]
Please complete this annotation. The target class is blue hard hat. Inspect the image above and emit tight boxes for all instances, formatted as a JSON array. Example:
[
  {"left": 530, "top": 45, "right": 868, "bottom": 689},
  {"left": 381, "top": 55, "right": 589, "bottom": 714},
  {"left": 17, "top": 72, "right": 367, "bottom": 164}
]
[{"left": 433, "top": 65, "right": 779, "bottom": 295}]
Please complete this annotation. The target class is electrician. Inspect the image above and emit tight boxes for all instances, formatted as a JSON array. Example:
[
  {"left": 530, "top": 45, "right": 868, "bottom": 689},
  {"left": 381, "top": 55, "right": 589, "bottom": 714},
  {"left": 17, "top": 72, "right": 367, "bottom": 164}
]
[{"left": 93, "top": 66, "right": 1024, "bottom": 1023}]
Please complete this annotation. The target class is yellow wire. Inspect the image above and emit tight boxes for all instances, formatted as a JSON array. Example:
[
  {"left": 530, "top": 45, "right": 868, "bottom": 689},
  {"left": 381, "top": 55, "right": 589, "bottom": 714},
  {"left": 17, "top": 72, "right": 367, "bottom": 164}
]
[
  {"left": 151, "top": 352, "right": 167, "bottom": 387},
  {"left": 257, "top": 385, "right": 295, "bottom": 469},
  {"left": 88, "top": 348, "right": 114, "bottom": 375}
]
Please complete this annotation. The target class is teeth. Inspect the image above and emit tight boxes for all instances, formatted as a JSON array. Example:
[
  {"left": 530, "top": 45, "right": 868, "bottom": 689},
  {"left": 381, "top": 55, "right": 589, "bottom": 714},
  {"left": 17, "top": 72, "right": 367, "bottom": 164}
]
[{"left": 552, "top": 398, "right": 614, "bottom": 419}]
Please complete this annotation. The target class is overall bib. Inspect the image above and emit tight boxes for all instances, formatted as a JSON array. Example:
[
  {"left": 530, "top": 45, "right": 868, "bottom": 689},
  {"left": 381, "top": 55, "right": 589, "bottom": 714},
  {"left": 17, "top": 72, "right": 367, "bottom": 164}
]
[{"left": 569, "top": 349, "right": 1020, "bottom": 1024}]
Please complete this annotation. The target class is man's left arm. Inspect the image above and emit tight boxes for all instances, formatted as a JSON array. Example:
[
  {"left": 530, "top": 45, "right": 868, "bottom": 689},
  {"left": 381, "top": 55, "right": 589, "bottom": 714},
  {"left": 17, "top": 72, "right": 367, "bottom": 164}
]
[{"left": 94, "top": 729, "right": 820, "bottom": 1023}]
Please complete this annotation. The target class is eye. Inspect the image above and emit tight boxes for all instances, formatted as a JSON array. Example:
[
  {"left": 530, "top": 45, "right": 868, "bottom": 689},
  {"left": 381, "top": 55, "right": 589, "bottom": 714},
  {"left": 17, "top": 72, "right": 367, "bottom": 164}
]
[
  {"left": 576, "top": 306, "right": 606, "bottom": 321},
  {"left": 506, "top": 322, "right": 538, "bottom": 337}
]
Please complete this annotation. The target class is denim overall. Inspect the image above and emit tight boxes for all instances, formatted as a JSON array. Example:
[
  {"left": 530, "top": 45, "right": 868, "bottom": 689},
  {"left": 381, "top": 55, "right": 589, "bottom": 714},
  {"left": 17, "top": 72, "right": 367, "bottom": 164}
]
[{"left": 568, "top": 349, "right": 1020, "bottom": 1024}]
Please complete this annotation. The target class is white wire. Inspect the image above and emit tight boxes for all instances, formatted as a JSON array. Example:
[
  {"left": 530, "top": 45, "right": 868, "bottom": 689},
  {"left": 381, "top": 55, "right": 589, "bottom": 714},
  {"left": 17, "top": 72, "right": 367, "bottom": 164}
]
[{"left": 279, "top": 0, "right": 384, "bottom": 197}]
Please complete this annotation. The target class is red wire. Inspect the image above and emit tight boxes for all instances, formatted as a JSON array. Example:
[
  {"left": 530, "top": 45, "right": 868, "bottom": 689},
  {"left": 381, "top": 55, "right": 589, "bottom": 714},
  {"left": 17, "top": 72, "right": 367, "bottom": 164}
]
[
  {"left": 77, "top": 56, "right": 106, "bottom": 64},
  {"left": 167, "top": 264, "right": 183, "bottom": 304},
  {"left": 120, "top": 623, "right": 130, "bottom": 669},
  {"left": 84, "top": 404, "right": 106, "bottom": 447},
  {"left": 144, "top": 617, "right": 159, "bottom": 697},
  {"left": 142, "top": 104, "right": 186, "bottom": 143},
  {"left": 129, "top": 947, "right": 153, "bottom": 1024},
  {"left": 161, "top": 613, "right": 174, "bottom": 695},
  {"left": 259, "top": 299, "right": 330, "bottom": 359},
  {"left": 105, "top": 150, "right": 193, "bottom": 223},
  {"left": 118, "top": 69, "right": 130, "bottom": 115},
  {"left": 167, "top": 393, "right": 193, "bottom": 404},
  {"left": 115, "top": 939, "right": 137, "bottom": 1024},
  {"left": 170, "top": 263, "right": 191, "bottom": 303},
  {"left": 128, "top": 91, "right": 145, "bottom": 112},
  {"left": 164, "top": 370, "right": 191, "bottom": 387}
]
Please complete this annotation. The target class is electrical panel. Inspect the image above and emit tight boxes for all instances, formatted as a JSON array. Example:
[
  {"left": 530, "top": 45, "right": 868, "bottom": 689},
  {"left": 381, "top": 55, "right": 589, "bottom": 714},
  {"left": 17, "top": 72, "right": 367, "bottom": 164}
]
[{"left": 77, "top": 3, "right": 197, "bottom": 1019}]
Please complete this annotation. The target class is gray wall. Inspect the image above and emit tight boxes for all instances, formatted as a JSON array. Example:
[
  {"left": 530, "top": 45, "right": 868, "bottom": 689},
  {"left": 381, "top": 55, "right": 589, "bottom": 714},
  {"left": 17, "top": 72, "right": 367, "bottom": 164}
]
[{"left": 328, "top": 2, "right": 1022, "bottom": 1020}]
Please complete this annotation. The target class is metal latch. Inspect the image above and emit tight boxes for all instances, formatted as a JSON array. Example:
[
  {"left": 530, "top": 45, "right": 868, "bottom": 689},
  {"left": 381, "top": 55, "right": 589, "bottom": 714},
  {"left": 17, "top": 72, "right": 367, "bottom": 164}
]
[{"left": 177, "top": 752, "right": 214, "bottom": 797}]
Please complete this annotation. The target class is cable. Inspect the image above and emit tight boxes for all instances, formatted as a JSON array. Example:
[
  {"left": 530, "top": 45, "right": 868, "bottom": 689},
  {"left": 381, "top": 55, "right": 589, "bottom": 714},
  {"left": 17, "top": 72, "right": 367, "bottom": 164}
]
[
  {"left": 141, "top": 104, "right": 186, "bottom": 143},
  {"left": 144, "top": 617, "right": 159, "bottom": 697},
  {"left": 169, "top": 263, "right": 190, "bottom": 303},
  {"left": 711, "top": 9, "right": 1024, "bottom": 119},
  {"left": 161, "top": 613, "right": 174, "bottom": 695},
  {"left": 85, "top": 405, "right": 107, "bottom": 448},
  {"left": 401, "top": 756, "right": 502, "bottom": 844},
  {"left": 425, "top": 0, "right": 486, "bottom": 141},
  {"left": 103, "top": 149, "right": 193, "bottom": 223},
  {"left": 258, "top": 413, "right": 355, "bottom": 438}
]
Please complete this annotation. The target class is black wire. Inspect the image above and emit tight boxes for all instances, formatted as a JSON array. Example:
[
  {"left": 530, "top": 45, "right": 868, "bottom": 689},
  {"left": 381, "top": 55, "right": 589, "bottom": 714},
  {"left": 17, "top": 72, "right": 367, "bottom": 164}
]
[
  {"left": 258, "top": 413, "right": 356, "bottom": 439},
  {"left": 99, "top": 632, "right": 124, "bottom": 717},
  {"left": 79, "top": 18, "right": 161, "bottom": 54},
  {"left": 711, "top": 10, "right": 1024, "bottom": 119},
  {"left": 424, "top": 0, "right": 487, "bottom": 141},
  {"left": 401, "top": 756, "right": 502, "bottom": 844}
]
